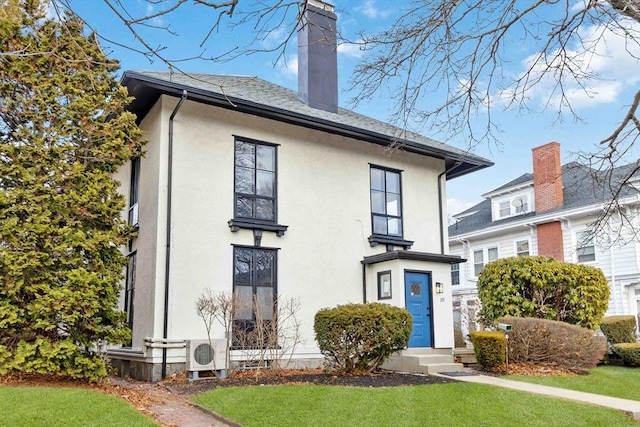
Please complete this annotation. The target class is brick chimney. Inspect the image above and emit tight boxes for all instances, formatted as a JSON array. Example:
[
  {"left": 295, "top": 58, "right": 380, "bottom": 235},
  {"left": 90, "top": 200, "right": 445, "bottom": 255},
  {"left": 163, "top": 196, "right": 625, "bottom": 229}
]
[
  {"left": 532, "top": 142, "right": 564, "bottom": 260},
  {"left": 298, "top": 0, "right": 338, "bottom": 113},
  {"left": 532, "top": 142, "right": 563, "bottom": 212}
]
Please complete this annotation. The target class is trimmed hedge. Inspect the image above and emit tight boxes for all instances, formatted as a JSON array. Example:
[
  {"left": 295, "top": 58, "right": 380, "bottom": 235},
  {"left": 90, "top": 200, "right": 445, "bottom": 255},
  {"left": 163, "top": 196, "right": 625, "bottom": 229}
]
[
  {"left": 478, "top": 256, "right": 609, "bottom": 329},
  {"left": 314, "top": 303, "right": 411, "bottom": 373},
  {"left": 500, "top": 316, "right": 606, "bottom": 369},
  {"left": 600, "top": 316, "right": 637, "bottom": 344},
  {"left": 613, "top": 343, "right": 640, "bottom": 366},
  {"left": 470, "top": 331, "right": 506, "bottom": 370}
]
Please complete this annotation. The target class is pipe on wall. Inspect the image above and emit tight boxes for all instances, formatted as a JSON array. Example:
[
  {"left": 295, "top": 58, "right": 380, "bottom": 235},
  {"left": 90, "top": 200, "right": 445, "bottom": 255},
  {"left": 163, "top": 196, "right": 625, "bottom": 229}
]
[{"left": 162, "top": 90, "right": 188, "bottom": 380}]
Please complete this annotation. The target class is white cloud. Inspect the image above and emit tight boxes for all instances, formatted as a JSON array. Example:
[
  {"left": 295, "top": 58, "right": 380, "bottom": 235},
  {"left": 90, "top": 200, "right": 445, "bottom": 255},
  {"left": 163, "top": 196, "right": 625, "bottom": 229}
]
[
  {"left": 276, "top": 54, "right": 298, "bottom": 78},
  {"left": 356, "top": 0, "right": 390, "bottom": 19},
  {"left": 519, "top": 20, "right": 640, "bottom": 109},
  {"left": 447, "top": 198, "right": 476, "bottom": 218},
  {"left": 145, "top": 3, "right": 165, "bottom": 26},
  {"left": 337, "top": 41, "right": 365, "bottom": 59}
]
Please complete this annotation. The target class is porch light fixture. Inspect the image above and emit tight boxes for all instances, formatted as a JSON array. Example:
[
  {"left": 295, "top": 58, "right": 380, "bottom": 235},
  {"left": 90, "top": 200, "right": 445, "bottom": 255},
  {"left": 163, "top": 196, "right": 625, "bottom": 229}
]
[{"left": 435, "top": 282, "right": 444, "bottom": 294}]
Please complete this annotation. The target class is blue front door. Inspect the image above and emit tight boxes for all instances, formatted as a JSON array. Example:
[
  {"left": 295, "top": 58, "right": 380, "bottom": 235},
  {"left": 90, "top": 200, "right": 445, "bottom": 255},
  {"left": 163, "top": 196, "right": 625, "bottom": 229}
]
[{"left": 404, "top": 271, "right": 433, "bottom": 347}]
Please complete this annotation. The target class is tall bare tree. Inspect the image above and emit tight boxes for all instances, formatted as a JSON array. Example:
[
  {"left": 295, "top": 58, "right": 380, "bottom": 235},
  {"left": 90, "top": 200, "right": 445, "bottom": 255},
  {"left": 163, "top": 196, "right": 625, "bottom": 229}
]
[{"left": 36, "top": 1, "right": 640, "bottom": 235}]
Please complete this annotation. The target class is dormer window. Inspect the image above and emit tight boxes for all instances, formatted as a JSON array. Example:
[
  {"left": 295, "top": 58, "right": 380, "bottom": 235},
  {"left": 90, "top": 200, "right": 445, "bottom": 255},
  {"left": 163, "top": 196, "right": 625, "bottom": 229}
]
[{"left": 495, "top": 194, "right": 530, "bottom": 219}]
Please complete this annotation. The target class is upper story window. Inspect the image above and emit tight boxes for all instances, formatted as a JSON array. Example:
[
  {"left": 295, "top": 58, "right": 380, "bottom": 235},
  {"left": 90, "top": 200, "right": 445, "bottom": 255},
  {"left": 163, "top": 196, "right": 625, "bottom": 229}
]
[
  {"left": 494, "top": 194, "right": 530, "bottom": 220},
  {"left": 473, "top": 246, "right": 498, "bottom": 276},
  {"left": 234, "top": 138, "right": 277, "bottom": 222},
  {"left": 516, "top": 240, "right": 530, "bottom": 257},
  {"left": 370, "top": 166, "right": 403, "bottom": 237},
  {"left": 577, "top": 231, "right": 596, "bottom": 263},
  {"left": 451, "top": 263, "right": 460, "bottom": 286},
  {"left": 128, "top": 157, "right": 140, "bottom": 227}
]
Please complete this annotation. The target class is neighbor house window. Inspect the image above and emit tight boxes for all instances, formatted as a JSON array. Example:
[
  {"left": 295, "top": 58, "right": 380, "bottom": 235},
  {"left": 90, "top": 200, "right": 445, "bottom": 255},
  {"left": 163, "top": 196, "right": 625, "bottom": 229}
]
[
  {"left": 377, "top": 271, "right": 392, "bottom": 299},
  {"left": 487, "top": 247, "right": 498, "bottom": 263},
  {"left": 577, "top": 231, "right": 595, "bottom": 262},
  {"left": 473, "top": 246, "right": 498, "bottom": 276},
  {"left": 232, "top": 246, "right": 277, "bottom": 348},
  {"left": 473, "top": 250, "right": 484, "bottom": 276},
  {"left": 499, "top": 201, "right": 510, "bottom": 218},
  {"left": 123, "top": 252, "right": 136, "bottom": 346},
  {"left": 451, "top": 263, "right": 460, "bottom": 286},
  {"left": 370, "top": 166, "right": 403, "bottom": 237},
  {"left": 128, "top": 157, "right": 140, "bottom": 226},
  {"left": 516, "top": 240, "right": 529, "bottom": 257},
  {"left": 234, "top": 138, "right": 277, "bottom": 222}
]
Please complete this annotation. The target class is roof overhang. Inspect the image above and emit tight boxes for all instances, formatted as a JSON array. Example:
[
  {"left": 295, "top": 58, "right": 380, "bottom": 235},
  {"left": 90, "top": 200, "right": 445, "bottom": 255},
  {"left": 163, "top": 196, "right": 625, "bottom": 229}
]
[
  {"left": 362, "top": 250, "right": 466, "bottom": 265},
  {"left": 121, "top": 71, "right": 493, "bottom": 180}
]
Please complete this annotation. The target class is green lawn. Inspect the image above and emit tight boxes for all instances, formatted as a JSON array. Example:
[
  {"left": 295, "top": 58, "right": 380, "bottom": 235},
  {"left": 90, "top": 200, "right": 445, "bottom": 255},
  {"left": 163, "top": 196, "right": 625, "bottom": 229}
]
[
  {"left": 0, "top": 386, "right": 159, "bottom": 427},
  {"left": 193, "top": 382, "right": 638, "bottom": 427},
  {"left": 507, "top": 365, "right": 640, "bottom": 401}
]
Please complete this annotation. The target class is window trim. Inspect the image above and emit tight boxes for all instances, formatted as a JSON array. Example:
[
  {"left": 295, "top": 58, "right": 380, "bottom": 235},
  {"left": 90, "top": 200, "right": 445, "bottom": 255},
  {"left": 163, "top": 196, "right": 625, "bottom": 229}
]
[
  {"left": 451, "top": 263, "right": 460, "bottom": 286},
  {"left": 494, "top": 194, "right": 530, "bottom": 219},
  {"left": 472, "top": 245, "right": 499, "bottom": 277},
  {"left": 369, "top": 164, "right": 408, "bottom": 247},
  {"left": 230, "top": 137, "right": 288, "bottom": 236},
  {"left": 123, "top": 251, "right": 136, "bottom": 347},
  {"left": 377, "top": 270, "right": 392, "bottom": 300},
  {"left": 473, "top": 249, "right": 484, "bottom": 277},
  {"left": 515, "top": 239, "right": 530, "bottom": 257},
  {"left": 231, "top": 245, "right": 279, "bottom": 349},
  {"left": 576, "top": 231, "right": 596, "bottom": 263},
  {"left": 128, "top": 157, "right": 140, "bottom": 227},
  {"left": 233, "top": 137, "right": 278, "bottom": 223}
]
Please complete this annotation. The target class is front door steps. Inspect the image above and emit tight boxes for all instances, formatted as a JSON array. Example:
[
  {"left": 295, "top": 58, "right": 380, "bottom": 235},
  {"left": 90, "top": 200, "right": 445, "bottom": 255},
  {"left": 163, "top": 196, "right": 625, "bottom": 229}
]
[{"left": 382, "top": 348, "right": 463, "bottom": 375}]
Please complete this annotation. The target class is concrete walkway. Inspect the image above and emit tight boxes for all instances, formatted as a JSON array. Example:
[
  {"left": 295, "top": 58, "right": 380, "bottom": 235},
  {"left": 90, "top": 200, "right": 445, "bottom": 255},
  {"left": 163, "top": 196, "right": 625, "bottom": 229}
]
[
  {"left": 109, "top": 377, "right": 238, "bottom": 427},
  {"left": 437, "top": 371, "right": 640, "bottom": 421}
]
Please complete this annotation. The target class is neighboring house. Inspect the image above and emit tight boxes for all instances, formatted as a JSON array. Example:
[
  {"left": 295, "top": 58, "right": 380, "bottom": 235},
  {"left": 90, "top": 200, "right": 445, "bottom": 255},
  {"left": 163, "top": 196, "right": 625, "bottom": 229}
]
[
  {"left": 108, "top": 0, "right": 492, "bottom": 381},
  {"left": 449, "top": 141, "right": 640, "bottom": 343}
]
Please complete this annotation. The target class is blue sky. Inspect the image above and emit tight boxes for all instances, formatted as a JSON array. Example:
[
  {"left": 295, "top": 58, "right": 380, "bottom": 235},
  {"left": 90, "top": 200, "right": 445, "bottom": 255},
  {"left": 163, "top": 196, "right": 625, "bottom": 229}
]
[{"left": 63, "top": 0, "right": 640, "bottom": 220}]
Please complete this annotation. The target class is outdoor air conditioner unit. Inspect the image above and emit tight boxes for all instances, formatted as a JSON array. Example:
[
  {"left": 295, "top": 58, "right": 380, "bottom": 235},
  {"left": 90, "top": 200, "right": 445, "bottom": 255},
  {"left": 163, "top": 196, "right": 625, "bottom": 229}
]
[{"left": 186, "top": 339, "right": 227, "bottom": 372}]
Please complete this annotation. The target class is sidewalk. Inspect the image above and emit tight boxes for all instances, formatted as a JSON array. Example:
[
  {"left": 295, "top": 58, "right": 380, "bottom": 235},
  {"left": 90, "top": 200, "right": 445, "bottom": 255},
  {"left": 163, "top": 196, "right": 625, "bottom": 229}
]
[{"left": 437, "top": 371, "right": 640, "bottom": 421}]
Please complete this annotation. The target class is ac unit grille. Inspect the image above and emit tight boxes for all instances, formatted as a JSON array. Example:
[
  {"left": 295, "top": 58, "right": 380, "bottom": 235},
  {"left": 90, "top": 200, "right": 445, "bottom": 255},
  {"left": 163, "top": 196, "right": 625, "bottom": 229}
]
[
  {"left": 186, "top": 339, "right": 227, "bottom": 372},
  {"left": 194, "top": 343, "right": 213, "bottom": 366}
]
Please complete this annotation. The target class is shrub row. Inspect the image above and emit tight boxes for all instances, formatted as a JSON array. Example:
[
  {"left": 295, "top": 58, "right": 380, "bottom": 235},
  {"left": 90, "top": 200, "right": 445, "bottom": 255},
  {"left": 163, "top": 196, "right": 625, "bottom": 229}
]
[
  {"left": 314, "top": 303, "right": 411, "bottom": 373},
  {"left": 600, "top": 316, "right": 637, "bottom": 345},
  {"left": 613, "top": 343, "right": 640, "bottom": 366},
  {"left": 470, "top": 331, "right": 505, "bottom": 369},
  {"left": 499, "top": 317, "right": 606, "bottom": 369}
]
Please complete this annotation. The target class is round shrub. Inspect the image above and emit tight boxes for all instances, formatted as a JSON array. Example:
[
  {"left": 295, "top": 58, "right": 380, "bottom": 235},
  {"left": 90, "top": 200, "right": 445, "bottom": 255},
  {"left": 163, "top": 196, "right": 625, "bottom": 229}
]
[
  {"left": 499, "top": 316, "right": 606, "bottom": 369},
  {"left": 613, "top": 343, "right": 640, "bottom": 366},
  {"left": 313, "top": 303, "right": 411, "bottom": 374},
  {"left": 478, "top": 256, "right": 609, "bottom": 329},
  {"left": 600, "top": 316, "right": 637, "bottom": 344},
  {"left": 470, "top": 331, "right": 506, "bottom": 370}
]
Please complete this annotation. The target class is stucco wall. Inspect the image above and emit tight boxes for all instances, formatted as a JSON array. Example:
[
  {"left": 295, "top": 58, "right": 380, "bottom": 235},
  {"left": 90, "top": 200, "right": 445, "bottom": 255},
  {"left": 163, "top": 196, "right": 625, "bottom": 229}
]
[{"left": 122, "top": 94, "right": 455, "bottom": 366}]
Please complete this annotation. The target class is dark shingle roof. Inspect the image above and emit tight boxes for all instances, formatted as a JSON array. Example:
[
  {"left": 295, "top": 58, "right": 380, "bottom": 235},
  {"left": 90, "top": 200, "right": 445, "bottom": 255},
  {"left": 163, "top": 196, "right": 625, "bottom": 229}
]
[
  {"left": 483, "top": 173, "right": 533, "bottom": 195},
  {"left": 121, "top": 71, "right": 493, "bottom": 179},
  {"left": 449, "top": 161, "right": 640, "bottom": 237}
]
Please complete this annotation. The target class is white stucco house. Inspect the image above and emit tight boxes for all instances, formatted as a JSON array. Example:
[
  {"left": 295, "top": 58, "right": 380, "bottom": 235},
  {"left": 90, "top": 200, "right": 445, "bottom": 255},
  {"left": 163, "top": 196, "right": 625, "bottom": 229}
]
[
  {"left": 449, "top": 142, "right": 640, "bottom": 343},
  {"left": 108, "top": 0, "right": 492, "bottom": 381}
]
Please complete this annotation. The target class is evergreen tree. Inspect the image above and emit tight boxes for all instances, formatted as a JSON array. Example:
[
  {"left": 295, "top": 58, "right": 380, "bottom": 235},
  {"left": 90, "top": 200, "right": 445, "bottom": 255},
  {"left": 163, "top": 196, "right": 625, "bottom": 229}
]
[{"left": 0, "top": 3, "right": 144, "bottom": 380}]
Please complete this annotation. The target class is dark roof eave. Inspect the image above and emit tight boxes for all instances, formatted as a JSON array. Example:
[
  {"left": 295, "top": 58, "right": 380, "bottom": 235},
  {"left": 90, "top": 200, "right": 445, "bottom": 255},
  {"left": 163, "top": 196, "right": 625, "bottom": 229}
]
[
  {"left": 122, "top": 71, "right": 493, "bottom": 180},
  {"left": 362, "top": 250, "right": 466, "bottom": 265}
]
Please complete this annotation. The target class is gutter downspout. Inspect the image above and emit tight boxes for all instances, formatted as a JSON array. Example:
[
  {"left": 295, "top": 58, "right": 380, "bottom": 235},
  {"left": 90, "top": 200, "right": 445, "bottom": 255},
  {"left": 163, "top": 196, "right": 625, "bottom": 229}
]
[
  {"left": 438, "top": 162, "right": 463, "bottom": 254},
  {"left": 362, "top": 263, "right": 367, "bottom": 303},
  {"left": 162, "top": 90, "right": 187, "bottom": 380}
]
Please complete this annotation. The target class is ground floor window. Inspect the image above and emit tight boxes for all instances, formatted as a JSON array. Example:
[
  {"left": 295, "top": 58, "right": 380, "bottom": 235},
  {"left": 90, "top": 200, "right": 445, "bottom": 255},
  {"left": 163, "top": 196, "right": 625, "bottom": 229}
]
[
  {"left": 123, "top": 252, "right": 136, "bottom": 346},
  {"left": 232, "top": 246, "right": 277, "bottom": 348}
]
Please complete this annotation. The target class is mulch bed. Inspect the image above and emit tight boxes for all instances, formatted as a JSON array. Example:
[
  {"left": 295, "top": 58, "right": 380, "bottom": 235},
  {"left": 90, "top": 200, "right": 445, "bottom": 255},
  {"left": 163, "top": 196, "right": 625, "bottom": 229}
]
[{"left": 162, "top": 368, "right": 457, "bottom": 397}]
